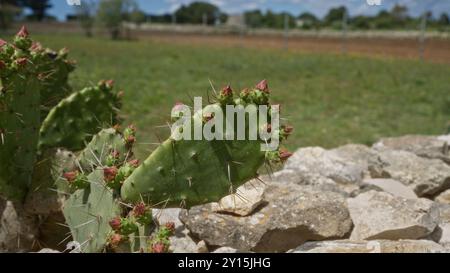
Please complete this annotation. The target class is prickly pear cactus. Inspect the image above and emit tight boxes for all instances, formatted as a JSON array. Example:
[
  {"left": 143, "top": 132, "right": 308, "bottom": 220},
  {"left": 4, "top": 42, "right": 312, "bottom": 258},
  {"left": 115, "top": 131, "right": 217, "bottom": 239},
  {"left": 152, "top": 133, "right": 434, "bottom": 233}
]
[
  {"left": 62, "top": 127, "right": 155, "bottom": 253},
  {"left": 38, "top": 80, "right": 122, "bottom": 152},
  {"left": 0, "top": 27, "right": 42, "bottom": 200},
  {"left": 63, "top": 169, "right": 121, "bottom": 253},
  {"left": 121, "top": 80, "right": 293, "bottom": 208}
]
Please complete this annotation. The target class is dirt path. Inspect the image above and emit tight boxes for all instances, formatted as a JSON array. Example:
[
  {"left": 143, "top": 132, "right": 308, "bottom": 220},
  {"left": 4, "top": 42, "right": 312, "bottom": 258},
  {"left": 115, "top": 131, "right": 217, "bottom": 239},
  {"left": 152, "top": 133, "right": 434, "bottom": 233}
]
[{"left": 142, "top": 32, "right": 450, "bottom": 64}]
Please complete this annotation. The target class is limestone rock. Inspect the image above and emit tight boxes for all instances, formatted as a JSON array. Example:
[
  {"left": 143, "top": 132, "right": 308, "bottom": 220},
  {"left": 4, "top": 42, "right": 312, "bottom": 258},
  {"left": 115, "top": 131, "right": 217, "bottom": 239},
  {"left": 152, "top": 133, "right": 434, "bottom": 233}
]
[
  {"left": 369, "top": 150, "right": 450, "bottom": 197},
  {"left": 363, "top": 179, "right": 418, "bottom": 199},
  {"left": 373, "top": 135, "right": 450, "bottom": 164},
  {"left": 290, "top": 240, "right": 446, "bottom": 253},
  {"left": 180, "top": 183, "right": 352, "bottom": 252},
  {"left": 348, "top": 191, "right": 439, "bottom": 241}
]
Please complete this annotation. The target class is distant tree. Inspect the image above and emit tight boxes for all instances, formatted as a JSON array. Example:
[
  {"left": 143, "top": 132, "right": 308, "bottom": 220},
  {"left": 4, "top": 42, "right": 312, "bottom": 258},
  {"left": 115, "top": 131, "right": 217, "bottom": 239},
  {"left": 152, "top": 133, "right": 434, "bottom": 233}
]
[
  {"left": 97, "top": 0, "right": 135, "bottom": 40},
  {"left": 129, "top": 8, "right": 147, "bottom": 26},
  {"left": 0, "top": 0, "right": 22, "bottom": 30},
  {"left": 390, "top": 4, "right": 408, "bottom": 21},
  {"left": 75, "top": 0, "right": 96, "bottom": 37},
  {"left": 298, "top": 12, "right": 319, "bottom": 29},
  {"left": 20, "top": 0, "right": 52, "bottom": 21},
  {"left": 324, "top": 6, "right": 347, "bottom": 26},
  {"left": 438, "top": 13, "right": 450, "bottom": 26},
  {"left": 175, "top": 2, "right": 226, "bottom": 25},
  {"left": 244, "top": 9, "right": 264, "bottom": 28},
  {"left": 350, "top": 15, "right": 372, "bottom": 30}
]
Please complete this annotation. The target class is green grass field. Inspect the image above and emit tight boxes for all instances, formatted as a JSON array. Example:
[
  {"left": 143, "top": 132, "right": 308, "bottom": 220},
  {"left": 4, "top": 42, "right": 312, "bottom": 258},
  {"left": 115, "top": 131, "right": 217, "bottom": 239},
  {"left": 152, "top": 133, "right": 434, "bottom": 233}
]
[{"left": 35, "top": 34, "right": 450, "bottom": 159}]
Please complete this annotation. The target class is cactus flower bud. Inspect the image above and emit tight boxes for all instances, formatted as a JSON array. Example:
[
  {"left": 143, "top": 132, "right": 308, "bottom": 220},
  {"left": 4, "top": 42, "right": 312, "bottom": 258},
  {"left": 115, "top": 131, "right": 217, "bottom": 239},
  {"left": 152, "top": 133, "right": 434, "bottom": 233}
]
[
  {"left": 221, "top": 85, "right": 233, "bottom": 96},
  {"left": 104, "top": 166, "right": 118, "bottom": 182},
  {"left": 128, "top": 159, "right": 140, "bottom": 168},
  {"left": 151, "top": 242, "right": 167, "bottom": 253},
  {"left": 132, "top": 202, "right": 147, "bottom": 217},
  {"left": 16, "top": 26, "right": 29, "bottom": 38},
  {"left": 279, "top": 149, "right": 293, "bottom": 162},
  {"left": 109, "top": 233, "right": 122, "bottom": 248},
  {"left": 256, "top": 79, "right": 269, "bottom": 93},
  {"left": 0, "top": 39, "right": 7, "bottom": 49},
  {"left": 109, "top": 217, "right": 122, "bottom": 231},
  {"left": 165, "top": 222, "right": 176, "bottom": 234},
  {"left": 63, "top": 171, "right": 78, "bottom": 183},
  {"left": 125, "top": 135, "right": 136, "bottom": 145},
  {"left": 15, "top": 57, "right": 28, "bottom": 67}
]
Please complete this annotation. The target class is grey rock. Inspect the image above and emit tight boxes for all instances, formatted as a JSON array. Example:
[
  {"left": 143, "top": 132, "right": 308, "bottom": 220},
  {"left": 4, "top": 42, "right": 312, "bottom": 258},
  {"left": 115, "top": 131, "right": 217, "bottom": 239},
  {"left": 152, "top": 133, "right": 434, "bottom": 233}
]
[
  {"left": 152, "top": 208, "right": 198, "bottom": 253},
  {"left": 0, "top": 197, "right": 38, "bottom": 253},
  {"left": 285, "top": 147, "right": 365, "bottom": 184},
  {"left": 363, "top": 178, "right": 418, "bottom": 199},
  {"left": 211, "top": 181, "right": 265, "bottom": 216},
  {"left": 212, "top": 247, "right": 240, "bottom": 253},
  {"left": 180, "top": 183, "right": 352, "bottom": 253},
  {"left": 435, "top": 189, "right": 450, "bottom": 205},
  {"left": 369, "top": 150, "right": 450, "bottom": 197},
  {"left": 290, "top": 240, "right": 446, "bottom": 253},
  {"left": 373, "top": 135, "right": 450, "bottom": 164},
  {"left": 348, "top": 191, "right": 439, "bottom": 241}
]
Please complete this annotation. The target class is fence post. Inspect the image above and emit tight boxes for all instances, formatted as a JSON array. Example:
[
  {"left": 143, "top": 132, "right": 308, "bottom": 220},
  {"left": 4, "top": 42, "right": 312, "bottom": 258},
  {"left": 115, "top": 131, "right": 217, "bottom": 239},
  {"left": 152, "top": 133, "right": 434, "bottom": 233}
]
[
  {"left": 284, "top": 13, "right": 289, "bottom": 50},
  {"left": 419, "top": 12, "right": 428, "bottom": 62},
  {"left": 342, "top": 9, "right": 348, "bottom": 55}
]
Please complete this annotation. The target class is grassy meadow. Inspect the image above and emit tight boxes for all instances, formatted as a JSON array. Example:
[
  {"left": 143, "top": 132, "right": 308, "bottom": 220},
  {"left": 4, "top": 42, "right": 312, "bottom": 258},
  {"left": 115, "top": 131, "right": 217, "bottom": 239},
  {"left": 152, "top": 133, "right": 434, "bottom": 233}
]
[{"left": 34, "top": 34, "right": 450, "bottom": 159}]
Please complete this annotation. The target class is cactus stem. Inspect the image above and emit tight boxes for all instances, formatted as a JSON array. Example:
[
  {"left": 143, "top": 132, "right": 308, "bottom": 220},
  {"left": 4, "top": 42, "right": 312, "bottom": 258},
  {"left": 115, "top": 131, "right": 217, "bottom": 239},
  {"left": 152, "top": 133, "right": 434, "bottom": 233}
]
[{"left": 74, "top": 218, "right": 96, "bottom": 229}]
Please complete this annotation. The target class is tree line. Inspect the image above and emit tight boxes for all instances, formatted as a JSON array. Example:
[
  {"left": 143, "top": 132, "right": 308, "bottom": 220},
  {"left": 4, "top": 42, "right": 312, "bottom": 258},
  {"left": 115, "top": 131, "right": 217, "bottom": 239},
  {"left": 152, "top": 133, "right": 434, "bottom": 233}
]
[
  {"left": 1, "top": 0, "right": 449, "bottom": 38},
  {"left": 245, "top": 5, "right": 450, "bottom": 31}
]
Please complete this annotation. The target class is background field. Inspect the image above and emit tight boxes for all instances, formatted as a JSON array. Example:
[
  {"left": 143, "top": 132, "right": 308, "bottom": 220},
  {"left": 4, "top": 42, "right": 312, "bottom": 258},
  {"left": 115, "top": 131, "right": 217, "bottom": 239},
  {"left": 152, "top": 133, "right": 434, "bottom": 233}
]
[{"left": 35, "top": 34, "right": 450, "bottom": 159}]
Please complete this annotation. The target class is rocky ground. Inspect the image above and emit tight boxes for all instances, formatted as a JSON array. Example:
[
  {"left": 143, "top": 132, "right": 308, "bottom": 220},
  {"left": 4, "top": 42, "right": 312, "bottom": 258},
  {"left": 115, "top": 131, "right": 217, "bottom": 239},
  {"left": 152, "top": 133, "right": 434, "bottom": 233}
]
[
  {"left": 154, "top": 134, "right": 450, "bottom": 253},
  {"left": 2, "top": 134, "right": 450, "bottom": 253}
]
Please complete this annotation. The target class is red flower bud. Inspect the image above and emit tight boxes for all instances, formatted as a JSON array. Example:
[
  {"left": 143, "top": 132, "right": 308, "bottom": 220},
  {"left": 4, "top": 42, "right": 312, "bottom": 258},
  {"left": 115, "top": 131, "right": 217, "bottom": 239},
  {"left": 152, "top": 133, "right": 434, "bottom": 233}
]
[
  {"left": 63, "top": 171, "right": 78, "bottom": 183},
  {"left": 152, "top": 242, "right": 166, "bottom": 253},
  {"left": 133, "top": 202, "right": 147, "bottom": 217},
  {"left": 104, "top": 166, "right": 118, "bottom": 182},
  {"left": 16, "top": 26, "right": 29, "bottom": 38},
  {"left": 0, "top": 39, "right": 7, "bottom": 48},
  {"left": 283, "top": 125, "right": 294, "bottom": 134},
  {"left": 256, "top": 79, "right": 269, "bottom": 93},
  {"left": 279, "top": 149, "right": 293, "bottom": 162},
  {"left": 126, "top": 135, "right": 136, "bottom": 145},
  {"left": 109, "top": 217, "right": 122, "bottom": 231},
  {"left": 128, "top": 159, "right": 140, "bottom": 168},
  {"left": 221, "top": 85, "right": 233, "bottom": 96},
  {"left": 111, "top": 150, "right": 120, "bottom": 159},
  {"left": 165, "top": 222, "right": 176, "bottom": 233},
  {"left": 15, "top": 58, "right": 28, "bottom": 67},
  {"left": 109, "top": 233, "right": 122, "bottom": 247}
]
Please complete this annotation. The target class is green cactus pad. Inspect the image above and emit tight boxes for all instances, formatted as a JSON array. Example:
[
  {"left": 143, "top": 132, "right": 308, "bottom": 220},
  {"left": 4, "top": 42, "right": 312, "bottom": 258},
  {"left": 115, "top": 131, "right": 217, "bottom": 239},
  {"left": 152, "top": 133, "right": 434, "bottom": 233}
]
[
  {"left": 121, "top": 103, "right": 267, "bottom": 208},
  {"left": 77, "top": 128, "right": 131, "bottom": 173},
  {"left": 38, "top": 82, "right": 121, "bottom": 152},
  {"left": 24, "top": 148, "right": 77, "bottom": 214},
  {"left": 63, "top": 169, "right": 121, "bottom": 253},
  {"left": 0, "top": 74, "right": 41, "bottom": 201}
]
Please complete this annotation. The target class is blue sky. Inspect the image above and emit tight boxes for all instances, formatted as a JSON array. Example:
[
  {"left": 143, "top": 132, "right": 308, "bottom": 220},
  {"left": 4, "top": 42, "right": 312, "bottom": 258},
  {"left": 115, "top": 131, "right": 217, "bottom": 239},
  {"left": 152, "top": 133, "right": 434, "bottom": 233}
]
[{"left": 49, "top": 0, "right": 450, "bottom": 21}]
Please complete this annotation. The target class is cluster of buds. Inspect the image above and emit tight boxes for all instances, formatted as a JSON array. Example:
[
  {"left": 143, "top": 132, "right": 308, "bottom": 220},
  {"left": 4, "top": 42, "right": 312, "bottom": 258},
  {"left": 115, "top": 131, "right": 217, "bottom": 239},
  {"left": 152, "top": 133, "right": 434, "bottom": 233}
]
[
  {"left": 106, "top": 150, "right": 121, "bottom": 166},
  {"left": 98, "top": 79, "right": 115, "bottom": 91},
  {"left": 104, "top": 159, "right": 140, "bottom": 191},
  {"left": 131, "top": 202, "right": 153, "bottom": 225},
  {"left": 109, "top": 216, "right": 138, "bottom": 236},
  {"left": 123, "top": 125, "right": 136, "bottom": 146},
  {"left": 265, "top": 148, "right": 293, "bottom": 164},
  {"left": 218, "top": 85, "right": 234, "bottom": 105},
  {"left": 107, "top": 233, "right": 123, "bottom": 249},
  {"left": 14, "top": 26, "right": 32, "bottom": 50},
  {"left": 63, "top": 170, "right": 89, "bottom": 190}
]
